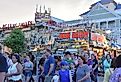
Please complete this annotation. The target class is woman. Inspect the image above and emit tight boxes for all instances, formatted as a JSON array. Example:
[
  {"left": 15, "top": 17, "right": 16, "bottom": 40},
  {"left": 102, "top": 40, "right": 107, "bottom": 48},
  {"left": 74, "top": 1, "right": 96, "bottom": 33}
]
[
  {"left": 38, "top": 56, "right": 45, "bottom": 82},
  {"left": 23, "top": 55, "right": 33, "bottom": 82},
  {"left": 76, "top": 56, "right": 91, "bottom": 82},
  {"left": 109, "top": 55, "right": 121, "bottom": 82},
  {"left": 103, "top": 60, "right": 115, "bottom": 82},
  {"left": 54, "top": 56, "right": 61, "bottom": 71},
  {"left": 6, "top": 54, "right": 23, "bottom": 82},
  {"left": 91, "top": 54, "right": 98, "bottom": 82},
  {"left": 103, "top": 54, "right": 112, "bottom": 72}
]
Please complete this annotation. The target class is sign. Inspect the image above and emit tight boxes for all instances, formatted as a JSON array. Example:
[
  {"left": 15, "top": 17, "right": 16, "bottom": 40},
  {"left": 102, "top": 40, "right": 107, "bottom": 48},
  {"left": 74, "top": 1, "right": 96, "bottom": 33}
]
[
  {"left": 59, "top": 32, "right": 70, "bottom": 39},
  {"left": 59, "top": 31, "right": 88, "bottom": 39},
  {"left": 0, "top": 21, "right": 34, "bottom": 30},
  {"left": 91, "top": 33, "right": 106, "bottom": 43},
  {"left": 72, "top": 31, "right": 88, "bottom": 38}
]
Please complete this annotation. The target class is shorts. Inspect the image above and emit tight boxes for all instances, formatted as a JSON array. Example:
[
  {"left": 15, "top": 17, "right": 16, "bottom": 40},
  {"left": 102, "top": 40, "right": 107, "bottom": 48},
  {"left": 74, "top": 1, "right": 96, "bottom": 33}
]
[{"left": 24, "top": 71, "right": 32, "bottom": 77}]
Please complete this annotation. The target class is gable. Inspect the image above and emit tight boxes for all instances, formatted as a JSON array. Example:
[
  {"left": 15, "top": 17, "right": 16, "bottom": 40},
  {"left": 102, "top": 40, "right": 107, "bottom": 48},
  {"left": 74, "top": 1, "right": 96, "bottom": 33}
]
[
  {"left": 84, "top": 3, "right": 121, "bottom": 20},
  {"left": 88, "top": 3, "right": 111, "bottom": 16}
]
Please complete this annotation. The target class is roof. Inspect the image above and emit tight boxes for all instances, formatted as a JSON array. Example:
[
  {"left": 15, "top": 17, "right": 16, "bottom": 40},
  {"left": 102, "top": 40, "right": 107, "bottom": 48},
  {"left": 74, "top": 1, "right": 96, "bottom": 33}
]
[
  {"left": 51, "top": 16, "right": 64, "bottom": 23},
  {"left": 115, "top": 4, "right": 121, "bottom": 10},
  {"left": 80, "top": 10, "right": 90, "bottom": 16},
  {"left": 65, "top": 19, "right": 81, "bottom": 24},
  {"left": 100, "top": 0, "right": 114, "bottom": 4},
  {"left": 80, "top": 0, "right": 118, "bottom": 16}
]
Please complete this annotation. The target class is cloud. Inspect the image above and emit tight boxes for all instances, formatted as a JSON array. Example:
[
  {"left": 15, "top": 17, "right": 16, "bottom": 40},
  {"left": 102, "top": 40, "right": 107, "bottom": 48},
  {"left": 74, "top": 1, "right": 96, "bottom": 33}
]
[{"left": 0, "top": 0, "right": 121, "bottom": 26}]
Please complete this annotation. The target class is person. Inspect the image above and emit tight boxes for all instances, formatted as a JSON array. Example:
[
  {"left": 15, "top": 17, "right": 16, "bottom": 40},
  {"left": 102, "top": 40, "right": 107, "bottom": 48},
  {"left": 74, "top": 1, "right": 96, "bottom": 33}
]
[
  {"left": 54, "top": 56, "right": 61, "bottom": 71},
  {"left": 91, "top": 54, "right": 98, "bottom": 82},
  {"left": 76, "top": 56, "right": 91, "bottom": 82},
  {"left": 71, "top": 53, "right": 78, "bottom": 66},
  {"left": 3, "top": 51, "right": 13, "bottom": 68},
  {"left": 109, "top": 55, "right": 121, "bottom": 82},
  {"left": 58, "top": 61, "right": 72, "bottom": 82},
  {"left": 39, "top": 56, "right": 46, "bottom": 82},
  {"left": 0, "top": 45, "right": 8, "bottom": 82},
  {"left": 27, "top": 52, "right": 35, "bottom": 82},
  {"left": 23, "top": 55, "right": 33, "bottom": 82},
  {"left": 43, "top": 49, "right": 55, "bottom": 82},
  {"left": 103, "top": 54, "right": 112, "bottom": 72},
  {"left": 70, "top": 62, "right": 76, "bottom": 82},
  {"left": 64, "top": 52, "right": 73, "bottom": 64},
  {"left": 51, "top": 70, "right": 59, "bottom": 82},
  {"left": 103, "top": 60, "right": 115, "bottom": 82},
  {"left": 6, "top": 54, "right": 23, "bottom": 82}
]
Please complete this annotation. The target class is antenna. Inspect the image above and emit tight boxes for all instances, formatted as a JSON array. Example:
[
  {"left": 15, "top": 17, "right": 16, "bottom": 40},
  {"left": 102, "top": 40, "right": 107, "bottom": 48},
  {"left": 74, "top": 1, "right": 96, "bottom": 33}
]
[
  {"left": 40, "top": 5, "right": 41, "bottom": 13},
  {"left": 36, "top": 4, "right": 38, "bottom": 13},
  {"left": 48, "top": 8, "right": 51, "bottom": 15},
  {"left": 44, "top": 5, "right": 46, "bottom": 12}
]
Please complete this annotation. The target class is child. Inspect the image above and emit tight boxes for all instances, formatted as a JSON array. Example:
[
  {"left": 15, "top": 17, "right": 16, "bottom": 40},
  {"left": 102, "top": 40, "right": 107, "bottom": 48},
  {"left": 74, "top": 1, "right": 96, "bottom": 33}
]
[
  {"left": 118, "top": 75, "right": 121, "bottom": 82},
  {"left": 51, "top": 70, "right": 59, "bottom": 82},
  {"left": 59, "top": 61, "right": 72, "bottom": 82},
  {"left": 70, "top": 62, "right": 76, "bottom": 82}
]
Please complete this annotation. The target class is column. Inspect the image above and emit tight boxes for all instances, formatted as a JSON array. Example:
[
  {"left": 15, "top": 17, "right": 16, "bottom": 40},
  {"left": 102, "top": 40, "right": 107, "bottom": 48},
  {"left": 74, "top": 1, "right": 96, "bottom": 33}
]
[
  {"left": 106, "top": 21, "right": 108, "bottom": 29},
  {"left": 98, "top": 22, "right": 100, "bottom": 29}
]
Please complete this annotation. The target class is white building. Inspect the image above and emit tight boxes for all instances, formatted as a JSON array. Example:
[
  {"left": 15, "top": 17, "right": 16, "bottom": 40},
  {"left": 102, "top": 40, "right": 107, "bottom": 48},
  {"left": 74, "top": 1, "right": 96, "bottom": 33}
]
[{"left": 79, "top": 0, "right": 121, "bottom": 44}]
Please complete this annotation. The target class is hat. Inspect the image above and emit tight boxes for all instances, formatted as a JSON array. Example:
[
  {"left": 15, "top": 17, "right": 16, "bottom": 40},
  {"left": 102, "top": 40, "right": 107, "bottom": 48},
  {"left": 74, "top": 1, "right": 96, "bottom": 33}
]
[{"left": 60, "top": 61, "right": 68, "bottom": 66}]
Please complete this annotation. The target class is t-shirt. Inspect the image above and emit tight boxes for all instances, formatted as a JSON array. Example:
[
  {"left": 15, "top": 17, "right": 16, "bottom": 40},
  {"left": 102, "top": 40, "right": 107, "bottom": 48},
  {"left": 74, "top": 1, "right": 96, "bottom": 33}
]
[
  {"left": 92, "top": 59, "right": 98, "bottom": 72},
  {"left": 65, "top": 58, "right": 73, "bottom": 64},
  {"left": 24, "top": 61, "right": 33, "bottom": 72},
  {"left": 0, "top": 53, "right": 8, "bottom": 72},
  {"left": 59, "top": 69, "right": 70, "bottom": 82},
  {"left": 52, "top": 75, "right": 59, "bottom": 82},
  {"left": 44, "top": 56, "right": 55, "bottom": 76},
  {"left": 103, "top": 59, "right": 111, "bottom": 72},
  {"left": 109, "top": 68, "right": 121, "bottom": 82},
  {"left": 76, "top": 64, "right": 91, "bottom": 82}
]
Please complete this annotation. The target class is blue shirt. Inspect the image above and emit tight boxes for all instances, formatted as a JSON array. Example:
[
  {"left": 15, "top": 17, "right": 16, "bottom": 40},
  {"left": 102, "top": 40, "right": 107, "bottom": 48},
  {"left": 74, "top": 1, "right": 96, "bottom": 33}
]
[
  {"left": 76, "top": 65, "right": 91, "bottom": 82},
  {"left": 0, "top": 53, "right": 8, "bottom": 72},
  {"left": 44, "top": 56, "right": 55, "bottom": 76},
  {"left": 59, "top": 69, "right": 70, "bottom": 82}
]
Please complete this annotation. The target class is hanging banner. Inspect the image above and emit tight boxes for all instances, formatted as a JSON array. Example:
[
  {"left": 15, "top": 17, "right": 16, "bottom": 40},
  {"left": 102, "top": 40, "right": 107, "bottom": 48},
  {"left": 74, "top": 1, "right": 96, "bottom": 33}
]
[
  {"left": 91, "top": 33, "right": 106, "bottom": 43},
  {"left": 72, "top": 31, "right": 88, "bottom": 39},
  {"left": 59, "top": 32, "right": 70, "bottom": 39},
  {"left": 59, "top": 31, "right": 88, "bottom": 39}
]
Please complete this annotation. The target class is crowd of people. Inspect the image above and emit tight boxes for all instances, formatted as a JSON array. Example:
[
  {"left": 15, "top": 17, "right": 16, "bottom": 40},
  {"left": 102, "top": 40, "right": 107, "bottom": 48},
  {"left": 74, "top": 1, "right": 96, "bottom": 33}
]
[{"left": 0, "top": 45, "right": 121, "bottom": 82}]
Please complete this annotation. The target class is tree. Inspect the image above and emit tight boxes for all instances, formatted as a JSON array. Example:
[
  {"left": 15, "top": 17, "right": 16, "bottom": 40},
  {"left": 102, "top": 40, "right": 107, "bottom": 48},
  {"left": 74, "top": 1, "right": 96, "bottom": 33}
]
[{"left": 4, "top": 28, "right": 25, "bottom": 53}]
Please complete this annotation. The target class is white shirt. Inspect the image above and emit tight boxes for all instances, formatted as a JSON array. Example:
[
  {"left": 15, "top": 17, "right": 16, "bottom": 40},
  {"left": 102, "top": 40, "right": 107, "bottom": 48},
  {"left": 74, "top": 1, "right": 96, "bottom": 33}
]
[
  {"left": 52, "top": 75, "right": 59, "bottom": 82},
  {"left": 8, "top": 62, "right": 22, "bottom": 81}
]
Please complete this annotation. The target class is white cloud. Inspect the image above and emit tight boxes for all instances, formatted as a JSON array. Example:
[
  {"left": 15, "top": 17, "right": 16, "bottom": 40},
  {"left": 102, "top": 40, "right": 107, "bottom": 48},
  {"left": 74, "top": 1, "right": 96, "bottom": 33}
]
[{"left": 0, "top": 0, "right": 121, "bottom": 26}]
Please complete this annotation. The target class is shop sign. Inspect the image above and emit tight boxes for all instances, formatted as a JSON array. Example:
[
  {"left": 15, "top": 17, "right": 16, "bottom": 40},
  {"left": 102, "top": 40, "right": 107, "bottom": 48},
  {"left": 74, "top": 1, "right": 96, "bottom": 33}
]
[
  {"left": 91, "top": 33, "right": 105, "bottom": 43},
  {"left": 59, "top": 32, "right": 70, "bottom": 39},
  {"left": 59, "top": 31, "right": 88, "bottom": 39},
  {"left": 72, "top": 31, "right": 88, "bottom": 38},
  {"left": 0, "top": 21, "right": 34, "bottom": 30}
]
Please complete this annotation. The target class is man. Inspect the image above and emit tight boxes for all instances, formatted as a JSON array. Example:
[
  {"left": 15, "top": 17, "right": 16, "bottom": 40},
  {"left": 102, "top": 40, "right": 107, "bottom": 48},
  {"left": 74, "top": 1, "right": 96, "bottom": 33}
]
[
  {"left": 64, "top": 51, "right": 73, "bottom": 64},
  {"left": 43, "top": 49, "right": 55, "bottom": 82},
  {"left": 0, "top": 45, "right": 8, "bottom": 82}
]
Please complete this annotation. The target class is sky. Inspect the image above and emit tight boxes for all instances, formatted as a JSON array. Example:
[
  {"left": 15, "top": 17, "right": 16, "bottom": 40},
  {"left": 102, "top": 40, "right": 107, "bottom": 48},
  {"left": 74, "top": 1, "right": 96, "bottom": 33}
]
[{"left": 0, "top": 0, "right": 121, "bottom": 26}]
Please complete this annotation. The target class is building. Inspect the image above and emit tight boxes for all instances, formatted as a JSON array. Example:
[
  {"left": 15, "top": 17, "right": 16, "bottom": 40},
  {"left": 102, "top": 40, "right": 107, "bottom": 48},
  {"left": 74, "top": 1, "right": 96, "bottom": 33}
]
[{"left": 79, "top": 0, "right": 121, "bottom": 44}]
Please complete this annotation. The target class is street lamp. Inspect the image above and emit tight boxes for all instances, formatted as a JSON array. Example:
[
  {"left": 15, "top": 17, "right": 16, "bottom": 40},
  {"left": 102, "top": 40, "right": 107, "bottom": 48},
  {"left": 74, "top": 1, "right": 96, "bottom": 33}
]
[{"left": 86, "top": 21, "right": 93, "bottom": 48}]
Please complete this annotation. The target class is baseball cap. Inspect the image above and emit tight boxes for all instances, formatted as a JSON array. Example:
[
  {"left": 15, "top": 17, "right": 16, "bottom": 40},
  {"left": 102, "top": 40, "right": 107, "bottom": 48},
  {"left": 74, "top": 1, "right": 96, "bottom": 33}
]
[{"left": 60, "top": 61, "right": 68, "bottom": 66}]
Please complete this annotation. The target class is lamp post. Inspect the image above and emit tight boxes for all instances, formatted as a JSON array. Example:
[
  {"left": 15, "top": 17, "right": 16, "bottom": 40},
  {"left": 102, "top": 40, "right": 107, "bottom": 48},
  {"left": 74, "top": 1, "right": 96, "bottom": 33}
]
[{"left": 85, "top": 17, "right": 93, "bottom": 48}]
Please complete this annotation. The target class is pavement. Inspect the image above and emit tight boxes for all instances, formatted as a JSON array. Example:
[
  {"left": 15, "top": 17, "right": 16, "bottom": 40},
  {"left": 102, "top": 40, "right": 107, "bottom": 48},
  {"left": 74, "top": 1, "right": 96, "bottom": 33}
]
[{"left": 32, "top": 76, "right": 104, "bottom": 82}]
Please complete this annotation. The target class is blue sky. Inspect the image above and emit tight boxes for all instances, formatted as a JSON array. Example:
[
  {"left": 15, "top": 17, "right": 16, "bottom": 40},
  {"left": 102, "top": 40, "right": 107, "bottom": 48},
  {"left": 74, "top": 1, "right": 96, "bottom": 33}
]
[{"left": 0, "top": 0, "right": 121, "bottom": 26}]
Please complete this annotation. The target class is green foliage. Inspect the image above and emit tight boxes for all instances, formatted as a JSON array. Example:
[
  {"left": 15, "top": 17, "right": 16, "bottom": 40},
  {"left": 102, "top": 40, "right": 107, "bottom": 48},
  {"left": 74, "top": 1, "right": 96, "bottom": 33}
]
[{"left": 4, "top": 28, "right": 25, "bottom": 53}]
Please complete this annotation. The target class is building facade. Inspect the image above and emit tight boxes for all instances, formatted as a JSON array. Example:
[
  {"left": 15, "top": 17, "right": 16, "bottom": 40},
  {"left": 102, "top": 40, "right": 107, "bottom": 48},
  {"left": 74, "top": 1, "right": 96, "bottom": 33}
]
[{"left": 80, "top": 0, "right": 121, "bottom": 44}]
